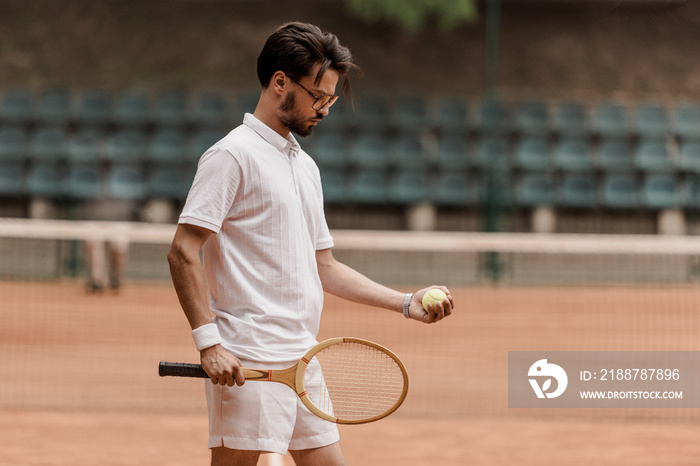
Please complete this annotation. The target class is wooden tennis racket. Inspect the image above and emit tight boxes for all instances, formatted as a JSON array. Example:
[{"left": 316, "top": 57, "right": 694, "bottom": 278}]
[{"left": 159, "top": 337, "right": 409, "bottom": 424}]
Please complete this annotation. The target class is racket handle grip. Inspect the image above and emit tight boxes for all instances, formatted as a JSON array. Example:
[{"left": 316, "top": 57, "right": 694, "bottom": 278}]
[{"left": 159, "top": 361, "right": 208, "bottom": 378}]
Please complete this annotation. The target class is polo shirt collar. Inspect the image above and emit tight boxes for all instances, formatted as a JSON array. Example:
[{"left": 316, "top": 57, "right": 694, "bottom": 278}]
[{"left": 243, "top": 113, "right": 300, "bottom": 157}]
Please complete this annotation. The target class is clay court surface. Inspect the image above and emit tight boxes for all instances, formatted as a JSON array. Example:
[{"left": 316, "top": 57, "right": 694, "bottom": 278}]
[{"left": 2, "top": 281, "right": 700, "bottom": 465}]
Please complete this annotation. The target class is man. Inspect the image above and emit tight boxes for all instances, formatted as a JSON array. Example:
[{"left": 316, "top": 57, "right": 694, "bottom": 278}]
[{"left": 168, "top": 22, "right": 454, "bottom": 466}]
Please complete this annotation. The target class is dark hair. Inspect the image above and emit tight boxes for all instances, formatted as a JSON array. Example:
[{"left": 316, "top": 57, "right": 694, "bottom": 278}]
[{"left": 257, "top": 22, "right": 359, "bottom": 98}]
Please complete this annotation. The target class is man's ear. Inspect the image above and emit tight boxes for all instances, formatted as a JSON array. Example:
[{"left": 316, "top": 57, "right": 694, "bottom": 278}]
[{"left": 271, "top": 71, "right": 287, "bottom": 96}]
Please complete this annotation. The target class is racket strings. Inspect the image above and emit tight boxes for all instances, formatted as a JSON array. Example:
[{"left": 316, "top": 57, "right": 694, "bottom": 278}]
[{"left": 304, "top": 341, "right": 406, "bottom": 422}]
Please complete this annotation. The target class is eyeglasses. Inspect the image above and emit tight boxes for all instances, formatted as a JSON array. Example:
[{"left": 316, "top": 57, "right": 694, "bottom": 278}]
[{"left": 285, "top": 74, "right": 339, "bottom": 111}]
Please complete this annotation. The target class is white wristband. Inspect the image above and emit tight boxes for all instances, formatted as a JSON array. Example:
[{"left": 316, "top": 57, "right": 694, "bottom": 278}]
[
  {"left": 191, "top": 323, "right": 222, "bottom": 351},
  {"left": 403, "top": 293, "right": 413, "bottom": 319}
]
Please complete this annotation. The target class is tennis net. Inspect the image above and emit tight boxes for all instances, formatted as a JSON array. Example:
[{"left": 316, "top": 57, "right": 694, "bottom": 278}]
[{"left": 1, "top": 218, "right": 700, "bottom": 422}]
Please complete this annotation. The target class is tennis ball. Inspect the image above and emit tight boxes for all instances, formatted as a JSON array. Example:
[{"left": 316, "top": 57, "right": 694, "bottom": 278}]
[{"left": 422, "top": 289, "right": 447, "bottom": 311}]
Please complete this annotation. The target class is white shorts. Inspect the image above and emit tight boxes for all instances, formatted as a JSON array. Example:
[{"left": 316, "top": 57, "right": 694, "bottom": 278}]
[{"left": 205, "top": 358, "right": 340, "bottom": 454}]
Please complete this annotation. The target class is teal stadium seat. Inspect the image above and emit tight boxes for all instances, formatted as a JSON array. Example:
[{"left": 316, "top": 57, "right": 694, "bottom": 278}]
[
  {"left": 635, "top": 103, "right": 668, "bottom": 139},
  {"left": 0, "top": 163, "right": 23, "bottom": 196},
  {"left": 105, "top": 129, "right": 145, "bottom": 164},
  {"left": 235, "top": 90, "right": 260, "bottom": 116},
  {"left": 436, "top": 135, "right": 469, "bottom": 170},
  {"left": 154, "top": 89, "right": 188, "bottom": 127},
  {"left": 0, "top": 88, "right": 33, "bottom": 124},
  {"left": 148, "top": 129, "right": 186, "bottom": 165},
  {"left": 594, "top": 102, "right": 630, "bottom": 138},
  {"left": 673, "top": 103, "right": 700, "bottom": 140},
  {"left": 195, "top": 91, "right": 229, "bottom": 128},
  {"left": 312, "top": 131, "right": 347, "bottom": 169},
  {"left": 598, "top": 138, "right": 634, "bottom": 172},
  {"left": 683, "top": 176, "right": 700, "bottom": 210},
  {"left": 0, "top": 126, "right": 29, "bottom": 162},
  {"left": 26, "top": 164, "right": 60, "bottom": 198},
  {"left": 29, "top": 126, "right": 68, "bottom": 163},
  {"left": 356, "top": 93, "right": 390, "bottom": 130},
  {"left": 390, "top": 133, "right": 427, "bottom": 170},
  {"left": 553, "top": 138, "right": 593, "bottom": 172},
  {"left": 433, "top": 172, "right": 473, "bottom": 207},
  {"left": 113, "top": 89, "right": 150, "bottom": 127},
  {"left": 66, "top": 165, "right": 103, "bottom": 199},
  {"left": 635, "top": 139, "right": 674, "bottom": 173},
  {"left": 388, "top": 170, "right": 428, "bottom": 205},
  {"left": 516, "top": 173, "right": 554, "bottom": 207},
  {"left": 392, "top": 95, "right": 427, "bottom": 131},
  {"left": 77, "top": 89, "right": 112, "bottom": 127},
  {"left": 476, "top": 136, "right": 509, "bottom": 172},
  {"left": 641, "top": 174, "right": 680, "bottom": 209},
  {"left": 319, "top": 169, "right": 345, "bottom": 204},
  {"left": 514, "top": 137, "right": 550, "bottom": 171},
  {"left": 554, "top": 101, "right": 589, "bottom": 136},
  {"left": 435, "top": 97, "right": 468, "bottom": 134},
  {"left": 479, "top": 98, "right": 510, "bottom": 134},
  {"left": 67, "top": 129, "right": 102, "bottom": 163},
  {"left": 601, "top": 174, "right": 638, "bottom": 209},
  {"left": 188, "top": 129, "right": 224, "bottom": 164},
  {"left": 679, "top": 141, "right": 700, "bottom": 173},
  {"left": 559, "top": 173, "right": 596, "bottom": 209},
  {"left": 349, "top": 132, "right": 387, "bottom": 169},
  {"left": 515, "top": 100, "right": 549, "bottom": 136},
  {"left": 149, "top": 167, "right": 189, "bottom": 201},
  {"left": 37, "top": 88, "right": 71, "bottom": 124},
  {"left": 347, "top": 170, "right": 386, "bottom": 204},
  {"left": 107, "top": 165, "right": 145, "bottom": 201}
]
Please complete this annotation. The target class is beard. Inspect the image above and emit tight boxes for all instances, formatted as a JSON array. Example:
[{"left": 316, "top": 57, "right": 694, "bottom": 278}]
[{"left": 278, "top": 91, "right": 322, "bottom": 137}]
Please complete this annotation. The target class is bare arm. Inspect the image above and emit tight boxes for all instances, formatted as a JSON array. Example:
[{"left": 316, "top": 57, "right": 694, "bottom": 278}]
[
  {"left": 316, "top": 248, "right": 453, "bottom": 323},
  {"left": 168, "top": 223, "right": 244, "bottom": 386}
]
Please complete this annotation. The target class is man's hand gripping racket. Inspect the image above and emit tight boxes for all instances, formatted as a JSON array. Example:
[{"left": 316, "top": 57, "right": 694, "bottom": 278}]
[{"left": 159, "top": 337, "right": 409, "bottom": 424}]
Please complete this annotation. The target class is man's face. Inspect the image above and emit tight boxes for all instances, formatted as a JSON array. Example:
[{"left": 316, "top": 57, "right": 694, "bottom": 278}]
[{"left": 278, "top": 66, "right": 339, "bottom": 137}]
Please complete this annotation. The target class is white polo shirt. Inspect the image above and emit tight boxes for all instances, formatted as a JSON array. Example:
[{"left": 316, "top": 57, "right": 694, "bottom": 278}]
[{"left": 179, "top": 113, "right": 334, "bottom": 363}]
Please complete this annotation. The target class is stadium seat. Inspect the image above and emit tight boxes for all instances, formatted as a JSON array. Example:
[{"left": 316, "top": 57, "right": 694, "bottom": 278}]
[
  {"left": 635, "top": 103, "right": 669, "bottom": 139},
  {"left": 634, "top": 139, "right": 674, "bottom": 173},
  {"left": 601, "top": 174, "right": 638, "bottom": 209},
  {"left": 436, "top": 135, "right": 469, "bottom": 170},
  {"left": 66, "top": 165, "right": 103, "bottom": 199},
  {"left": 594, "top": 102, "right": 630, "bottom": 138},
  {"left": 554, "top": 101, "right": 589, "bottom": 136},
  {"left": 679, "top": 141, "right": 700, "bottom": 173},
  {"left": 154, "top": 89, "right": 188, "bottom": 127},
  {"left": 355, "top": 93, "right": 390, "bottom": 130},
  {"left": 388, "top": 170, "right": 428, "bottom": 205},
  {"left": 29, "top": 126, "right": 68, "bottom": 162},
  {"left": 435, "top": 97, "right": 468, "bottom": 134},
  {"left": 194, "top": 90, "right": 229, "bottom": 128},
  {"left": 349, "top": 132, "right": 387, "bottom": 169},
  {"left": 67, "top": 129, "right": 102, "bottom": 163},
  {"left": 347, "top": 170, "right": 386, "bottom": 204},
  {"left": 0, "top": 88, "right": 33, "bottom": 124},
  {"left": 107, "top": 165, "right": 145, "bottom": 201},
  {"left": 672, "top": 103, "right": 700, "bottom": 140},
  {"left": 389, "top": 133, "right": 427, "bottom": 170},
  {"left": 516, "top": 173, "right": 554, "bottom": 207},
  {"left": 311, "top": 131, "right": 347, "bottom": 169},
  {"left": 558, "top": 173, "right": 596, "bottom": 209},
  {"left": 148, "top": 166, "right": 189, "bottom": 201},
  {"left": 319, "top": 169, "right": 345, "bottom": 204},
  {"left": 433, "top": 171, "right": 473, "bottom": 207},
  {"left": 235, "top": 90, "right": 260, "bottom": 116},
  {"left": 0, "top": 126, "right": 29, "bottom": 162},
  {"left": 475, "top": 136, "right": 509, "bottom": 172},
  {"left": 479, "top": 98, "right": 511, "bottom": 134},
  {"left": 598, "top": 138, "right": 634, "bottom": 172},
  {"left": 188, "top": 128, "right": 224, "bottom": 164},
  {"left": 683, "top": 176, "right": 700, "bottom": 210},
  {"left": 641, "top": 174, "right": 680, "bottom": 209},
  {"left": 0, "top": 162, "right": 24, "bottom": 196},
  {"left": 515, "top": 100, "right": 549, "bottom": 136},
  {"left": 113, "top": 89, "right": 150, "bottom": 127},
  {"left": 392, "top": 94, "right": 427, "bottom": 131},
  {"left": 26, "top": 164, "right": 60, "bottom": 198},
  {"left": 513, "top": 137, "right": 550, "bottom": 171},
  {"left": 105, "top": 129, "right": 145, "bottom": 164},
  {"left": 36, "top": 88, "right": 72, "bottom": 124},
  {"left": 553, "top": 138, "right": 594, "bottom": 172},
  {"left": 76, "top": 89, "right": 112, "bottom": 127},
  {"left": 147, "top": 129, "right": 186, "bottom": 165}
]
